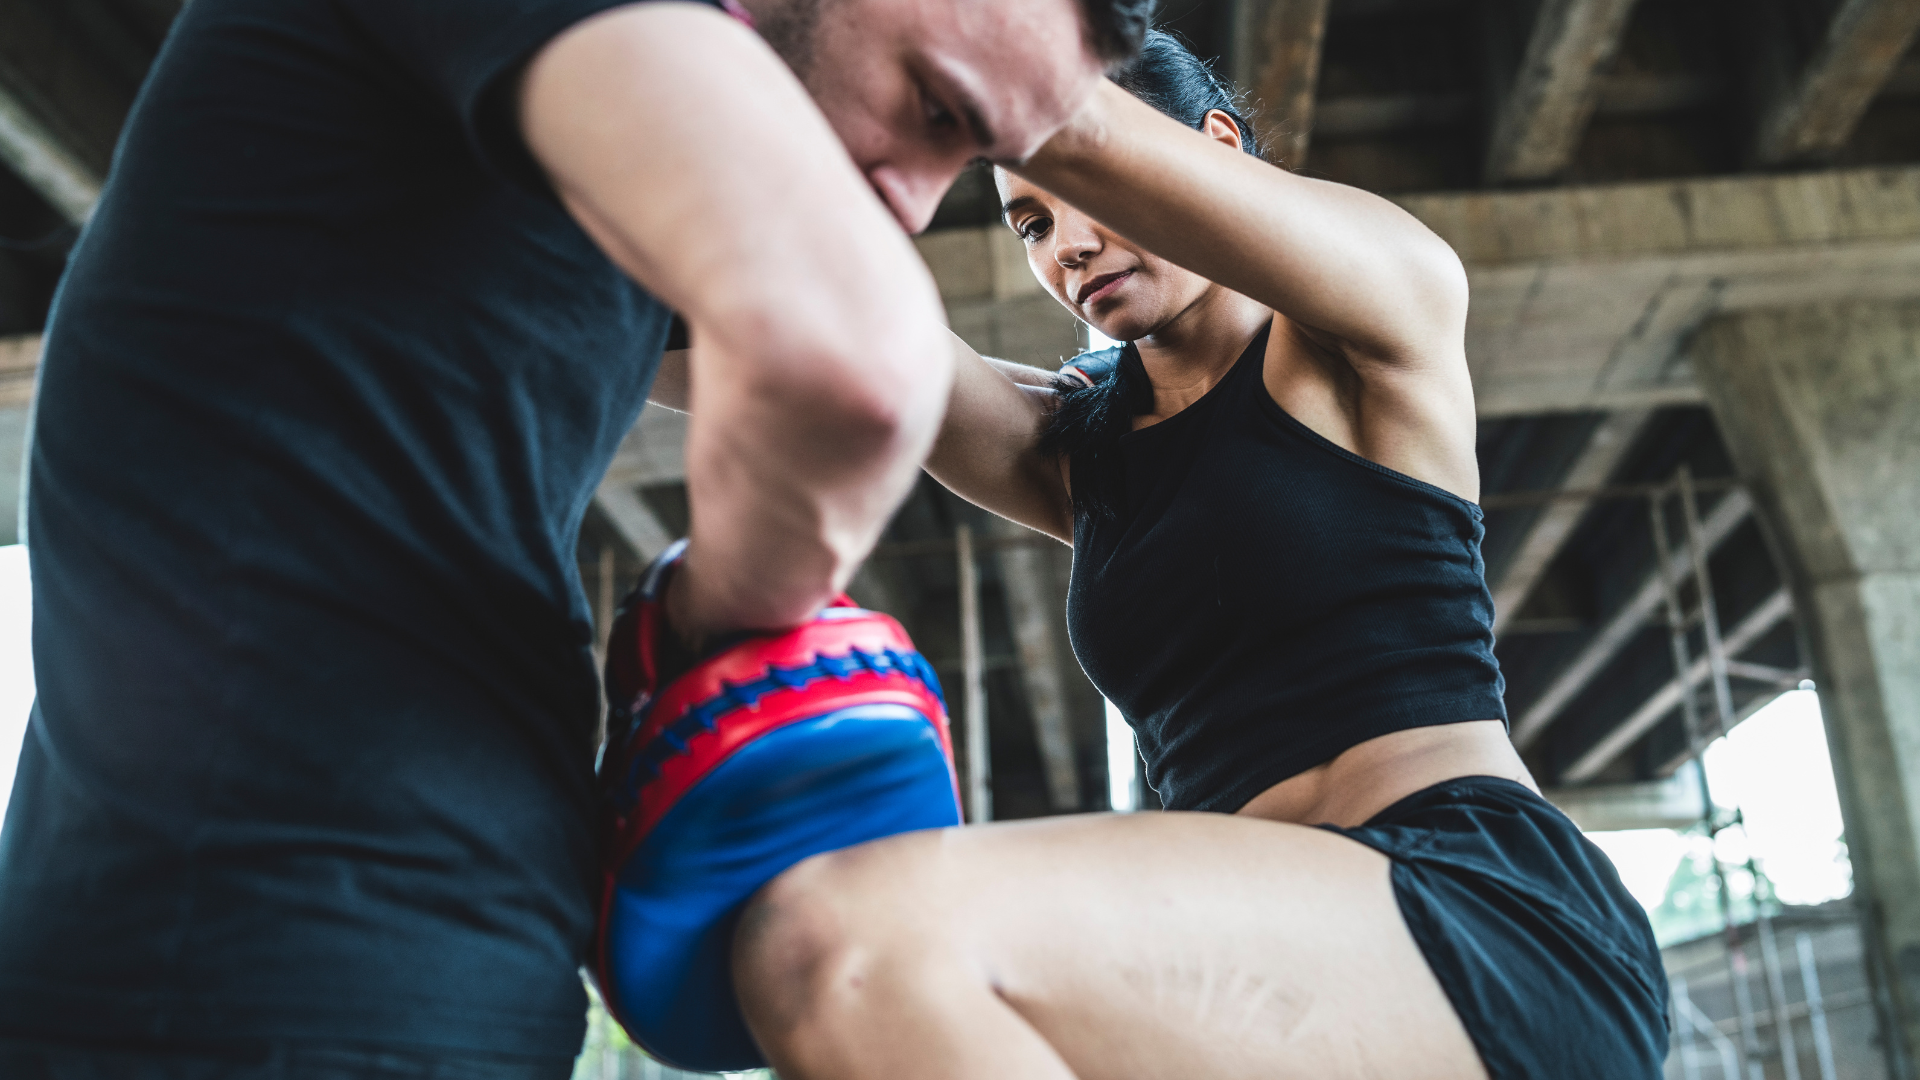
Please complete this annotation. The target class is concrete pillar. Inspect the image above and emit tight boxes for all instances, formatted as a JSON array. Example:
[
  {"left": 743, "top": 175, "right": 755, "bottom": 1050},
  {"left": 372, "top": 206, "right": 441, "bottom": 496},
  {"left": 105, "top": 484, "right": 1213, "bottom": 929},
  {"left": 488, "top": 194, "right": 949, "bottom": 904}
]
[{"left": 1694, "top": 299, "right": 1920, "bottom": 1076}]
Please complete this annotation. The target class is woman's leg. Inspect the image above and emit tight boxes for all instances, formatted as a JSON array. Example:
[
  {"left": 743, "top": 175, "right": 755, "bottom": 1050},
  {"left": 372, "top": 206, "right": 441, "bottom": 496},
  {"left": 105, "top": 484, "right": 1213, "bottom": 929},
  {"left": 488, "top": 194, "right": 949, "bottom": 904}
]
[{"left": 732, "top": 812, "right": 1491, "bottom": 1080}]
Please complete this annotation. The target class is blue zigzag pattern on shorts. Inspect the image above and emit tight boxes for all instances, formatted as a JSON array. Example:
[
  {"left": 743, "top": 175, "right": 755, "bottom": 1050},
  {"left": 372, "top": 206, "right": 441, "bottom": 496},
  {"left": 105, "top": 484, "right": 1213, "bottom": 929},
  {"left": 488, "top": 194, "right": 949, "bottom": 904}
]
[{"left": 608, "top": 647, "right": 945, "bottom": 811}]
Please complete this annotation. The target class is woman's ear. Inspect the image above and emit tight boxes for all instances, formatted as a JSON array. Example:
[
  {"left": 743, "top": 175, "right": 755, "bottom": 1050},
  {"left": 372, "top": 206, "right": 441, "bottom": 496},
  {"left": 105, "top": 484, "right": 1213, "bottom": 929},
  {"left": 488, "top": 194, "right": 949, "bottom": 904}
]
[{"left": 1202, "top": 109, "right": 1244, "bottom": 151}]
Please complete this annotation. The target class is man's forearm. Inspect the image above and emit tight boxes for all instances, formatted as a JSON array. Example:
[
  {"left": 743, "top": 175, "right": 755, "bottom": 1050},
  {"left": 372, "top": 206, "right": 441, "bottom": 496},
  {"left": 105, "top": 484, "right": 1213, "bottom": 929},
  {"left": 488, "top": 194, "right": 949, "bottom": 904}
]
[
  {"left": 522, "top": 4, "right": 951, "bottom": 641},
  {"left": 672, "top": 327, "right": 949, "bottom": 640}
]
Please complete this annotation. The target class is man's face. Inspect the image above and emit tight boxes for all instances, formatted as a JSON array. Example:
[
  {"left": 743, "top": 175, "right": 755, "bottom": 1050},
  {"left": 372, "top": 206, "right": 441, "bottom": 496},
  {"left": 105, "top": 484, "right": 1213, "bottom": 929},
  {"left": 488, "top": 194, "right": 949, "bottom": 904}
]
[{"left": 772, "top": 0, "right": 1105, "bottom": 234}]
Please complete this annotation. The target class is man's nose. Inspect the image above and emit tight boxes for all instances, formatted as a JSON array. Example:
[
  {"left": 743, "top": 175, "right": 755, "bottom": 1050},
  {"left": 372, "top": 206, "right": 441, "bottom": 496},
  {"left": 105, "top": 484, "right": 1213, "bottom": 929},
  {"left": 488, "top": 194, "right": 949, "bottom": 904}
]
[{"left": 866, "top": 164, "right": 952, "bottom": 236}]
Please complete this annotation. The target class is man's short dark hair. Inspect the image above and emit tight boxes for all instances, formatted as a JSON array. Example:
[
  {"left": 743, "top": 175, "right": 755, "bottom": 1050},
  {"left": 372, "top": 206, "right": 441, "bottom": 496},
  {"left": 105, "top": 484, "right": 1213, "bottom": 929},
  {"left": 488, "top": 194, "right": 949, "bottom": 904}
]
[{"left": 1079, "top": 0, "right": 1155, "bottom": 62}]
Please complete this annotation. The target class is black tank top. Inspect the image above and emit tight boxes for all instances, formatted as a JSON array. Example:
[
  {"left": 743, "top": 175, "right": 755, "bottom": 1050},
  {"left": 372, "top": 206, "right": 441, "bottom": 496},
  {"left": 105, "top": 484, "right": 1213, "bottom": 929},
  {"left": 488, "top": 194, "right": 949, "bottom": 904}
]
[{"left": 1065, "top": 326, "right": 1507, "bottom": 813}]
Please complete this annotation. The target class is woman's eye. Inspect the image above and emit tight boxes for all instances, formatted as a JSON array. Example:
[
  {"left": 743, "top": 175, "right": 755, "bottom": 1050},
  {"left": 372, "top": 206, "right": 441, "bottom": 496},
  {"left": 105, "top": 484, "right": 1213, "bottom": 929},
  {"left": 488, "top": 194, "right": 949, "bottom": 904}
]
[{"left": 1017, "top": 219, "right": 1051, "bottom": 242}]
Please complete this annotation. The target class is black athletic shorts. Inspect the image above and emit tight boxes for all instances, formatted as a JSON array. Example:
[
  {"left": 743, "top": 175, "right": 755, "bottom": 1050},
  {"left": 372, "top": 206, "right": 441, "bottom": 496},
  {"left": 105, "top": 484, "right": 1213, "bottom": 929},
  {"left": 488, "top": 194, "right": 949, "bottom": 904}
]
[
  {"left": 1325, "top": 775, "right": 1670, "bottom": 1080},
  {"left": 0, "top": 1038, "right": 575, "bottom": 1080}
]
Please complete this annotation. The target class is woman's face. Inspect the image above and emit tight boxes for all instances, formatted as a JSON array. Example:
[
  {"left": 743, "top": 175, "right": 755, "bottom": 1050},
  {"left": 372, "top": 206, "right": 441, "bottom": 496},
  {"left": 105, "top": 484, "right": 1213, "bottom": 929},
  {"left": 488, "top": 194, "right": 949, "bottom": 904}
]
[{"left": 994, "top": 170, "right": 1214, "bottom": 343}]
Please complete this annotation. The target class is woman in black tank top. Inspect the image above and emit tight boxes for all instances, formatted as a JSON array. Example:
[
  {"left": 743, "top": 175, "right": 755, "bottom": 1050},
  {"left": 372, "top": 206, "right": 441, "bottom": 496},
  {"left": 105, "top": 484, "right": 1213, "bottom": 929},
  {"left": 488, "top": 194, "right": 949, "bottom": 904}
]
[{"left": 731, "top": 33, "right": 1667, "bottom": 1080}]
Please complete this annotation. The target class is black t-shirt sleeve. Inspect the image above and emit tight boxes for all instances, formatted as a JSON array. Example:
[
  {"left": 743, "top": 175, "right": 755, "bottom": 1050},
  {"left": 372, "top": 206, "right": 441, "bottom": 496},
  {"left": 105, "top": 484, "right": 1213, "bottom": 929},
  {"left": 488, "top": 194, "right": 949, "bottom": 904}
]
[{"left": 331, "top": 0, "right": 715, "bottom": 189}]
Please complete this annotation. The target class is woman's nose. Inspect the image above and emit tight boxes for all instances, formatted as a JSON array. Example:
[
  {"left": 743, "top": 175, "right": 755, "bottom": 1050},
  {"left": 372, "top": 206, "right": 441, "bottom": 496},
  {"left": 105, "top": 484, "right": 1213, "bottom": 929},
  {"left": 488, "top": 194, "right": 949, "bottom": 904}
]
[{"left": 1055, "top": 229, "right": 1099, "bottom": 268}]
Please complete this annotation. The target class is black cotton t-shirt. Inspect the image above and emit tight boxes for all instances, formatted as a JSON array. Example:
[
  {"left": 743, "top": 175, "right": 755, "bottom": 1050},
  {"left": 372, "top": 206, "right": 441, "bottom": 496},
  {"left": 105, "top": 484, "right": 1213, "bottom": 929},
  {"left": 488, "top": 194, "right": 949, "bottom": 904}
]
[{"left": 0, "top": 0, "right": 699, "bottom": 1056}]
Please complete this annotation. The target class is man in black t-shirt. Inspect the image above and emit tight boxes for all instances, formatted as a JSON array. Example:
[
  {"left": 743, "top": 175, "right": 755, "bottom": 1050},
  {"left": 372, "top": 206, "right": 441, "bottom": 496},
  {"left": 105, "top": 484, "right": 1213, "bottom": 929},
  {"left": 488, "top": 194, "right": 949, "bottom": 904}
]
[{"left": 0, "top": 0, "right": 1146, "bottom": 1074}]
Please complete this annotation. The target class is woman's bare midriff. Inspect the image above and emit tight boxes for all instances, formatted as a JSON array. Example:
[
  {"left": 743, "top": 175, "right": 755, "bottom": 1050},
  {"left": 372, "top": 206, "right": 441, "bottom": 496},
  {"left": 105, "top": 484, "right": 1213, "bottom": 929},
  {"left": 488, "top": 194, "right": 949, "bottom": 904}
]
[{"left": 1234, "top": 720, "right": 1537, "bottom": 829}]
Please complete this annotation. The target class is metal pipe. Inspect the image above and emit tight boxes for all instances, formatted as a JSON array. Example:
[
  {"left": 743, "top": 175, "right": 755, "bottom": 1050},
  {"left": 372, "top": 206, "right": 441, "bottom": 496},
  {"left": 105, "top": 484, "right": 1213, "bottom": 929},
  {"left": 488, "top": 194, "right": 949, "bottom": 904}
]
[
  {"left": 1681, "top": 468, "right": 1798, "bottom": 1078},
  {"left": 1798, "top": 932, "right": 1839, "bottom": 1080},
  {"left": 1512, "top": 488, "right": 1752, "bottom": 748},
  {"left": 1759, "top": 915, "right": 1803, "bottom": 1080},
  {"left": 1654, "top": 484, "right": 1756, "bottom": 1077},
  {"left": 956, "top": 525, "right": 991, "bottom": 823},
  {"left": 1680, "top": 982, "right": 1744, "bottom": 1080},
  {"left": 1674, "top": 975, "right": 1703, "bottom": 1080},
  {"left": 1678, "top": 466, "right": 1740, "bottom": 758},
  {"left": 1731, "top": 945, "right": 1766, "bottom": 1080}
]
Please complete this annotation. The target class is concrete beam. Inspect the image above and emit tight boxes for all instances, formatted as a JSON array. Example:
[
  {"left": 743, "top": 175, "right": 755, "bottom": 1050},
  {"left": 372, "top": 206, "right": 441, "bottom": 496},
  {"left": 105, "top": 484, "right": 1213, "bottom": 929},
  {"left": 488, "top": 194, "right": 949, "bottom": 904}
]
[
  {"left": 1547, "top": 768, "right": 1706, "bottom": 831},
  {"left": 1753, "top": 0, "right": 1920, "bottom": 166},
  {"left": 1401, "top": 166, "right": 1920, "bottom": 417},
  {"left": 1560, "top": 588, "right": 1794, "bottom": 784},
  {"left": 918, "top": 167, "right": 1920, "bottom": 418},
  {"left": 1234, "top": 0, "right": 1331, "bottom": 168},
  {"left": 1692, "top": 299, "right": 1920, "bottom": 1067},
  {"left": 0, "top": 0, "right": 138, "bottom": 185},
  {"left": 592, "top": 480, "right": 673, "bottom": 562},
  {"left": 0, "top": 87, "right": 98, "bottom": 223},
  {"left": 1491, "top": 408, "right": 1653, "bottom": 633},
  {"left": 1484, "top": 0, "right": 1643, "bottom": 183},
  {"left": 1511, "top": 488, "right": 1752, "bottom": 749},
  {"left": 601, "top": 404, "right": 689, "bottom": 491},
  {"left": 0, "top": 334, "right": 41, "bottom": 407},
  {"left": 591, "top": 406, "right": 689, "bottom": 561}
]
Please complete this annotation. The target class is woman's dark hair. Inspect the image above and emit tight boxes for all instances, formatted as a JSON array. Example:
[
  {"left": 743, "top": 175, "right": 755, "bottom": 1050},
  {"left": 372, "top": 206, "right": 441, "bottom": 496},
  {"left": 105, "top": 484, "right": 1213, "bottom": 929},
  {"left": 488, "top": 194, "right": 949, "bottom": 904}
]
[
  {"left": 1079, "top": 0, "right": 1159, "bottom": 63},
  {"left": 1037, "top": 30, "right": 1257, "bottom": 495},
  {"left": 1112, "top": 31, "right": 1260, "bottom": 156}
]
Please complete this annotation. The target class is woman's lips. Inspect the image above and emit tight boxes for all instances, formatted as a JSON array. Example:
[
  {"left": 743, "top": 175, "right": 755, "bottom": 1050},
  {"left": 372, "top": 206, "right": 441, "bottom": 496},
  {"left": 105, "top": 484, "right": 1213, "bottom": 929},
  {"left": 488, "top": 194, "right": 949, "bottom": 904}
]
[{"left": 1077, "top": 270, "right": 1133, "bottom": 305}]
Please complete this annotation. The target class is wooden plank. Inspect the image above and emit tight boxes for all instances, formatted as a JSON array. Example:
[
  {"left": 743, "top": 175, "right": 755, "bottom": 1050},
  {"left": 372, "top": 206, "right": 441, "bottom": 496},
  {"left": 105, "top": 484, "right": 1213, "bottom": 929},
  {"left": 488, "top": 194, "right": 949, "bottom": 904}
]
[
  {"left": 1484, "top": 0, "right": 1644, "bottom": 183},
  {"left": 1238, "top": 0, "right": 1331, "bottom": 168},
  {"left": 1753, "top": 0, "right": 1920, "bottom": 165}
]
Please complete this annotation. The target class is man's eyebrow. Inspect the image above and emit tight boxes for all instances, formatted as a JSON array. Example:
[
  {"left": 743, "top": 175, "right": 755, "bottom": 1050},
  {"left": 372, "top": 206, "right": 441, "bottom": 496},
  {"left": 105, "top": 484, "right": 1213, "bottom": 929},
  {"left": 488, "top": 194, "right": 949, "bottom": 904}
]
[{"left": 1000, "top": 195, "right": 1040, "bottom": 223}]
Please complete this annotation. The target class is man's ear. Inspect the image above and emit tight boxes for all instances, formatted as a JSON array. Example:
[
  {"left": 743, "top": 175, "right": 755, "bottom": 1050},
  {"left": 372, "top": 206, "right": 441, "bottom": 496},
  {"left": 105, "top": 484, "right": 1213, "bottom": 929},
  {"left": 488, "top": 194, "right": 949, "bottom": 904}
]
[{"left": 1202, "top": 109, "right": 1243, "bottom": 151}]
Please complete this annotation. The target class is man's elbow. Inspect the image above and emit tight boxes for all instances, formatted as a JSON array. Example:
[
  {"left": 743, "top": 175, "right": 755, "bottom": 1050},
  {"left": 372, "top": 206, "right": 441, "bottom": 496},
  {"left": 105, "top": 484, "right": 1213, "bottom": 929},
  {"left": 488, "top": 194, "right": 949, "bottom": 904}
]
[{"left": 742, "top": 322, "right": 954, "bottom": 457}]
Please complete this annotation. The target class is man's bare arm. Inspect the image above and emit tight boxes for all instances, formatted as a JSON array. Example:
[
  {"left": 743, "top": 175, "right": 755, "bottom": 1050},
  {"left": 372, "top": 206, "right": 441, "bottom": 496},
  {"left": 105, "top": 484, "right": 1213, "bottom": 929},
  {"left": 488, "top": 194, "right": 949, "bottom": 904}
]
[{"left": 522, "top": 3, "right": 952, "bottom": 641}]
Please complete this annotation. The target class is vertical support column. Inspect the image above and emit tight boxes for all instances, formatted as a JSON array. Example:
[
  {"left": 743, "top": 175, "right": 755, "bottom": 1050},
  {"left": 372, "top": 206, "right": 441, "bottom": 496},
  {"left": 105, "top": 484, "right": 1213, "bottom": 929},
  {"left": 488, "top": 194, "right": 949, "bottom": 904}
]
[
  {"left": 993, "top": 525, "right": 1082, "bottom": 812},
  {"left": 956, "top": 525, "right": 990, "bottom": 824},
  {"left": 1694, "top": 300, "right": 1920, "bottom": 1078},
  {"left": 1232, "top": 0, "right": 1331, "bottom": 168}
]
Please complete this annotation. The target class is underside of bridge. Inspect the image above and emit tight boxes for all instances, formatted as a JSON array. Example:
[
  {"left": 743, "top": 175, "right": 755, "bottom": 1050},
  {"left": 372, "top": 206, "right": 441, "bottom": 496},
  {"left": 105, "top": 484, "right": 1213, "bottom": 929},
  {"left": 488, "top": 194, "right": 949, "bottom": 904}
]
[{"left": 4, "top": 0, "right": 1920, "bottom": 1068}]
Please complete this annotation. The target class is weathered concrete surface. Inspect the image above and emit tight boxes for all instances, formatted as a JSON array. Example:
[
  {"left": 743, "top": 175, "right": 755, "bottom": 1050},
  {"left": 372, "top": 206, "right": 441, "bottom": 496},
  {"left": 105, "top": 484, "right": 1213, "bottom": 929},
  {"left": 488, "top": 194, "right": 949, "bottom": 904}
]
[
  {"left": 916, "top": 166, "right": 1920, "bottom": 415},
  {"left": 1693, "top": 299, "right": 1920, "bottom": 1073},
  {"left": 914, "top": 228, "right": 1081, "bottom": 371}
]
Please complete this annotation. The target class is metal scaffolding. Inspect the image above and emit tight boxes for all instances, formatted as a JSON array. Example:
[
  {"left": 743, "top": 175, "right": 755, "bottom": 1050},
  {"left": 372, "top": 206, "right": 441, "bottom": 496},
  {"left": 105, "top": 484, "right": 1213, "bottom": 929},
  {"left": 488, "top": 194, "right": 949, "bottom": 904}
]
[{"left": 1650, "top": 466, "right": 1838, "bottom": 1080}]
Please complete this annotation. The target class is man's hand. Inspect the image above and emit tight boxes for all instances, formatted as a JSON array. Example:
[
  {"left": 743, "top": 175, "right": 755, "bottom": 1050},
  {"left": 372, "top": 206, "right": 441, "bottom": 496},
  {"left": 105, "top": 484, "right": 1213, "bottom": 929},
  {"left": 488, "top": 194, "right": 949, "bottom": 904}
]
[{"left": 522, "top": 3, "right": 953, "bottom": 640}]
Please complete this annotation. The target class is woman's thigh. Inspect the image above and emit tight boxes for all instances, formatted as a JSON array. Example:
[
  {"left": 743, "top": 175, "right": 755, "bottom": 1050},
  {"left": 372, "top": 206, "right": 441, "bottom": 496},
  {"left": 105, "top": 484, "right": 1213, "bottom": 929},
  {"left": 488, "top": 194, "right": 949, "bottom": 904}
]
[{"left": 738, "top": 811, "right": 1490, "bottom": 1080}]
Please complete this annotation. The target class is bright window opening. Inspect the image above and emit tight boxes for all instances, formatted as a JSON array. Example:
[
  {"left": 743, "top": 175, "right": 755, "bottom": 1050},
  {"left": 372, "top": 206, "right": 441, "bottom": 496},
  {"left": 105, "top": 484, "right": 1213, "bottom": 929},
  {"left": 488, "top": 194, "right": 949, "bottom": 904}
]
[{"left": 1105, "top": 698, "right": 1138, "bottom": 813}]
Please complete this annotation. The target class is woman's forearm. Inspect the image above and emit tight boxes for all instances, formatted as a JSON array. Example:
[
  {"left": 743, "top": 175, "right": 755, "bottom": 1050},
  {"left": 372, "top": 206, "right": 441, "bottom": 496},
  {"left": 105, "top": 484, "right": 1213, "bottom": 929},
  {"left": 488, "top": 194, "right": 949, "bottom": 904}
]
[{"left": 1014, "top": 81, "right": 1466, "bottom": 363}]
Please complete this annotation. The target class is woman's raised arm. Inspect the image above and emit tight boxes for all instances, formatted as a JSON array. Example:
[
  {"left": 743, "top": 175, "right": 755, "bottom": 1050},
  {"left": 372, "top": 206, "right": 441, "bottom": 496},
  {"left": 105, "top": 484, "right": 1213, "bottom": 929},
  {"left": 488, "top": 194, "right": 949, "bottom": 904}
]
[
  {"left": 1013, "top": 80, "right": 1468, "bottom": 369},
  {"left": 924, "top": 332, "right": 1074, "bottom": 544}
]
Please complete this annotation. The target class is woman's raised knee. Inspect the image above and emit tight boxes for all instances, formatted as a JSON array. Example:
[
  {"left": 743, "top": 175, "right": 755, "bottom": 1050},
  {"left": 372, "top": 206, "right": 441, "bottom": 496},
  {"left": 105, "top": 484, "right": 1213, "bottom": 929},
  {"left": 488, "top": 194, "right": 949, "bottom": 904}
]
[{"left": 733, "top": 836, "right": 949, "bottom": 1034}]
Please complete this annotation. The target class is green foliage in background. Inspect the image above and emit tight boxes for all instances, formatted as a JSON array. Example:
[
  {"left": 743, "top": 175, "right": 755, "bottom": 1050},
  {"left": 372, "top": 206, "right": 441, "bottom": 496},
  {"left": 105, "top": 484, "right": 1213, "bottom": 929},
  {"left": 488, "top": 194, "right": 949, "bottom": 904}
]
[{"left": 1648, "top": 825, "right": 1782, "bottom": 948}]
